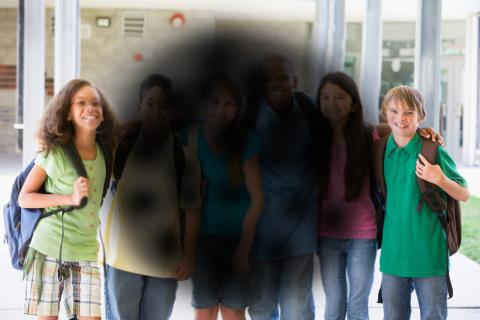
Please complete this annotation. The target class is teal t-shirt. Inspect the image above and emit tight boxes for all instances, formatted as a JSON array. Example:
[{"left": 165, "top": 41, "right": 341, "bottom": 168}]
[
  {"left": 30, "top": 144, "right": 106, "bottom": 262},
  {"left": 183, "top": 126, "right": 260, "bottom": 236},
  {"left": 380, "top": 133, "right": 467, "bottom": 277}
]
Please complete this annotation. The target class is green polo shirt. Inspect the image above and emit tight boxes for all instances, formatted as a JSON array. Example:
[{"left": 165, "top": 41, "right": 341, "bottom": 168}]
[
  {"left": 380, "top": 133, "right": 467, "bottom": 277},
  {"left": 29, "top": 144, "right": 106, "bottom": 262}
]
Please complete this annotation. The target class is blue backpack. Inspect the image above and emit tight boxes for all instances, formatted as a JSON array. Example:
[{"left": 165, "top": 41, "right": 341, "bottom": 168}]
[{"left": 3, "top": 138, "right": 112, "bottom": 270}]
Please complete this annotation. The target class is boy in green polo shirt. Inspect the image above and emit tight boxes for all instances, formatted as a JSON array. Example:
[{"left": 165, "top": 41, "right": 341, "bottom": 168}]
[{"left": 379, "top": 85, "right": 469, "bottom": 320}]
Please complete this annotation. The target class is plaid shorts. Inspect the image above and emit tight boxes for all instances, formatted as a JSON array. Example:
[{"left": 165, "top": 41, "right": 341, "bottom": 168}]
[{"left": 24, "top": 253, "right": 101, "bottom": 318}]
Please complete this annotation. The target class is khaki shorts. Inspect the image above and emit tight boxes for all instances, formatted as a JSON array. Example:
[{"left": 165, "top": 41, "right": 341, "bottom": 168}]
[{"left": 24, "top": 253, "right": 101, "bottom": 318}]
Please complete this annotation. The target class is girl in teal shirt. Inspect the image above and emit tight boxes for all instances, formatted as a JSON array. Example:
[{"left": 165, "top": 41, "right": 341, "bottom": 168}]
[{"left": 185, "top": 74, "right": 263, "bottom": 320}]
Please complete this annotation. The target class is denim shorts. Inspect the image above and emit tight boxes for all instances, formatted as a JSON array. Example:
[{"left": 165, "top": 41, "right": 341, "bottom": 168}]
[{"left": 191, "top": 235, "right": 251, "bottom": 310}]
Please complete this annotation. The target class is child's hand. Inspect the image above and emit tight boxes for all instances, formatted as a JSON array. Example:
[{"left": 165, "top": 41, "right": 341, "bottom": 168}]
[
  {"left": 416, "top": 154, "right": 444, "bottom": 185},
  {"left": 418, "top": 127, "right": 444, "bottom": 145},
  {"left": 175, "top": 255, "right": 194, "bottom": 281},
  {"left": 70, "top": 176, "right": 89, "bottom": 206}
]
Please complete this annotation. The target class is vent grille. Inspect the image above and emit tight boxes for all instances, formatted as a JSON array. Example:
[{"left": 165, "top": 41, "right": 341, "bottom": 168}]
[
  {"left": 123, "top": 11, "right": 145, "bottom": 37},
  {"left": 51, "top": 14, "right": 55, "bottom": 36}
]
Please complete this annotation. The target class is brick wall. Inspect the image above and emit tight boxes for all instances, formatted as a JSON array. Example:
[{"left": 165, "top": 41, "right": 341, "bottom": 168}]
[
  {"left": 0, "top": 89, "right": 16, "bottom": 154},
  {"left": 0, "top": 9, "right": 17, "bottom": 154}
]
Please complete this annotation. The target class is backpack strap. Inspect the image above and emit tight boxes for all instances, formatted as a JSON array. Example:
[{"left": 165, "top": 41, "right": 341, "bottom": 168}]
[
  {"left": 96, "top": 136, "right": 113, "bottom": 204},
  {"left": 416, "top": 138, "right": 454, "bottom": 298},
  {"left": 172, "top": 134, "right": 187, "bottom": 247},
  {"left": 294, "top": 91, "right": 316, "bottom": 125},
  {"left": 187, "top": 125, "right": 199, "bottom": 154},
  {"left": 417, "top": 139, "right": 440, "bottom": 196},
  {"left": 372, "top": 136, "right": 388, "bottom": 199},
  {"left": 113, "top": 131, "right": 139, "bottom": 182},
  {"left": 243, "top": 93, "right": 262, "bottom": 130},
  {"left": 294, "top": 91, "right": 318, "bottom": 144},
  {"left": 371, "top": 135, "right": 388, "bottom": 259},
  {"left": 94, "top": 136, "right": 113, "bottom": 283},
  {"left": 63, "top": 141, "right": 88, "bottom": 178},
  {"left": 416, "top": 139, "right": 448, "bottom": 214},
  {"left": 172, "top": 134, "right": 186, "bottom": 195},
  {"left": 62, "top": 141, "right": 88, "bottom": 209}
]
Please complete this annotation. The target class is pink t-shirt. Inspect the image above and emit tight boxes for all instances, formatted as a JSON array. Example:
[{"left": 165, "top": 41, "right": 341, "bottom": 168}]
[{"left": 317, "top": 130, "right": 379, "bottom": 239}]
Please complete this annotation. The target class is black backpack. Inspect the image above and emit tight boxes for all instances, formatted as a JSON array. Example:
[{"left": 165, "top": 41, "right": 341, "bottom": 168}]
[
  {"left": 3, "top": 137, "right": 112, "bottom": 270},
  {"left": 112, "top": 131, "right": 186, "bottom": 239},
  {"left": 112, "top": 131, "right": 185, "bottom": 193},
  {"left": 372, "top": 136, "right": 461, "bottom": 300}
]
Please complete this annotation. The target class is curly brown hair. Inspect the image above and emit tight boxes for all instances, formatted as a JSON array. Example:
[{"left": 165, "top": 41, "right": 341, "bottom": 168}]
[{"left": 36, "top": 79, "right": 118, "bottom": 152}]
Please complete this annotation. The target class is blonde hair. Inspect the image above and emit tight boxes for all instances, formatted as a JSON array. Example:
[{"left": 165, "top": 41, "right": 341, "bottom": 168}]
[{"left": 381, "top": 85, "right": 426, "bottom": 122}]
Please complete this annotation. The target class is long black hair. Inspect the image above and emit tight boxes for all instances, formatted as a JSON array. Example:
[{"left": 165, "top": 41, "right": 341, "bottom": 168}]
[{"left": 316, "top": 72, "right": 373, "bottom": 201}]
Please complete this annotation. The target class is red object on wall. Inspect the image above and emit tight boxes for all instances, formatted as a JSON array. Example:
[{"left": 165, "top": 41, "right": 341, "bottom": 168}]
[
  {"left": 134, "top": 53, "right": 143, "bottom": 61},
  {"left": 170, "top": 13, "right": 185, "bottom": 28}
]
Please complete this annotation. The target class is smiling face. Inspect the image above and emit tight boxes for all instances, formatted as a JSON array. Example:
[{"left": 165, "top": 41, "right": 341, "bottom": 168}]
[
  {"left": 68, "top": 85, "right": 104, "bottom": 133},
  {"left": 382, "top": 86, "right": 425, "bottom": 144},
  {"left": 205, "top": 85, "right": 238, "bottom": 126},
  {"left": 319, "top": 82, "right": 353, "bottom": 126},
  {"left": 385, "top": 98, "right": 421, "bottom": 140},
  {"left": 137, "top": 86, "right": 171, "bottom": 130},
  {"left": 262, "top": 59, "right": 297, "bottom": 113}
]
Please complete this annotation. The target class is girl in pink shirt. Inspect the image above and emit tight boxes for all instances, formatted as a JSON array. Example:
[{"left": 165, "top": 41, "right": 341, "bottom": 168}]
[{"left": 315, "top": 72, "right": 377, "bottom": 320}]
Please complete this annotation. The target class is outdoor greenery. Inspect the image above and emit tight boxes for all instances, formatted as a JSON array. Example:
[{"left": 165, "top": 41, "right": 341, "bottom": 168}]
[{"left": 460, "top": 196, "right": 480, "bottom": 264}]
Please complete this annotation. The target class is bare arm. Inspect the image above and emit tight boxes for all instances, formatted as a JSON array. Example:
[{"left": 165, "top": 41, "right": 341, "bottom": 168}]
[
  {"left": 232, "top": 155, "right": 264, "bottom": 273},
  {"left": 18, "top": 165, "right": 89, "bottom": 208},
  {"left": 417, "top": 127, "right": 444, "bottom": 145},
  {"left": 175, "top": 206, "right": 201, "bottom": 281},
  {"left": 416, "top": 154, "right": 469, "bottom": 201},
  {"left": 175, "top": 147, "right": 203, "bottom": 281}
]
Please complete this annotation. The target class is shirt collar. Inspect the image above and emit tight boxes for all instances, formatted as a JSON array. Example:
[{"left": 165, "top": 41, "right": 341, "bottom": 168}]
[
  {"left": 385, "top": 132, "right": 421, "bottom": 157},
  {"left": 261, "top": 95, "right": 298, "bottom": 118}
]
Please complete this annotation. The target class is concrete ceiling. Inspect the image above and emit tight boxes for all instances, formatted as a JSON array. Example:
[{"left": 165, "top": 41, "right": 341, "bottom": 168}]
[{"left": 0, "top": 0, "right": 479, "bottom": 22}]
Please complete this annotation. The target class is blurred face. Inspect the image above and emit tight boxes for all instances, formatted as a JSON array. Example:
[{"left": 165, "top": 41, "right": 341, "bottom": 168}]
[
  {"left": 385, "top": 98, "right": 421, "bottom": 140},
  {"left": 262, "top": 60, "right": 297, "bottom": 112},
  {"left": 319, "top": 82, "right": 353, "bottom": 125},
  {"left": 137, "top": 86, "right": 171, "bottom": 130},
  {"left": 206, "top": 85, "right": 238, "bottom": 126},
  {"left": 68, "top": 85, "right": 104, "bottom": 132}
]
